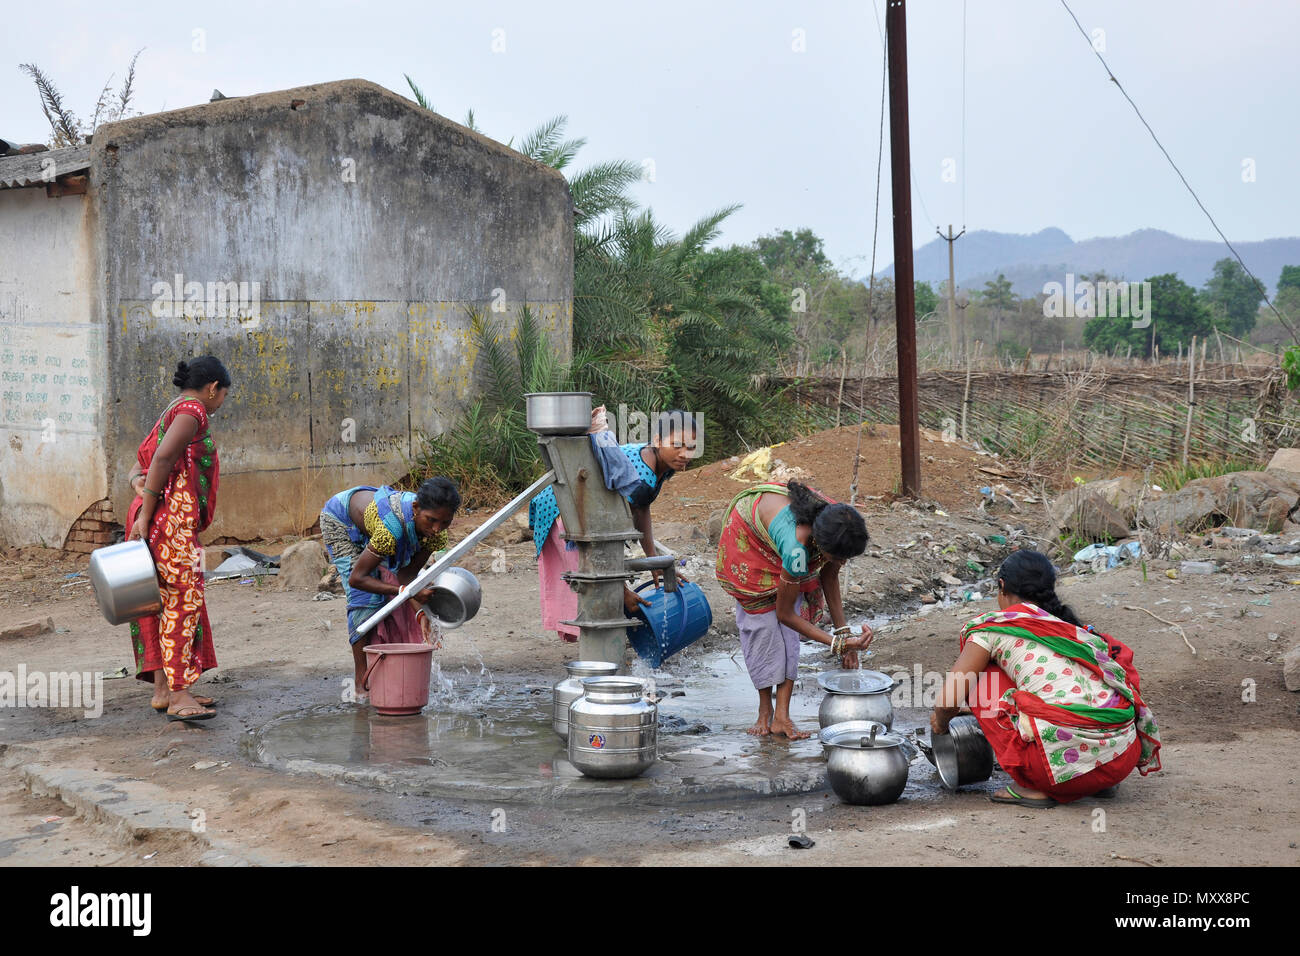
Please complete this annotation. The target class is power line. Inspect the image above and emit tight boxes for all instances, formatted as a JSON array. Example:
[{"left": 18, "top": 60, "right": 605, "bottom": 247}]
[
  {"left": 1057, "top": 0, "right": 1297, "bottom": 344},
  {"left": 851, "top": 0, "right": 890, "bottom": 505},
  {"left": 961, "top": 0, "right": 967, "bottom": 231}
]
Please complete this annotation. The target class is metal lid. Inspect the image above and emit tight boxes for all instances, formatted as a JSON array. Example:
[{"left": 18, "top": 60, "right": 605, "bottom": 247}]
[
  {"left": 820, "top": 720, "right": 903, "bottom": 750},
  {"left": 579, "top": 676, "right": 646, "bottom": 696},
  {"left": 565, "top": 660, "right": 620, "bottom": 679},
  {"left": 816, "top": 669, "right": 894, "bottom": 695}
]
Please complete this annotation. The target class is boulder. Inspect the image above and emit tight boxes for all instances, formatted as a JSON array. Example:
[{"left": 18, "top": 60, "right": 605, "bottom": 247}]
[
  {"left": 1050, "top": 489, "right": 1131, "bottom": 541},
  {"left": 1139, "top": 471, "right": 1300, "bottom": 534},
  {"left": 1266, "top": 448, "right": 1300, "bottom": 476},
  {"left": 1284, "top": 646, "right": 1300, "bottom": 692},
  {"left": 275, "top": 539, "right": 329, "bottom": 590}
]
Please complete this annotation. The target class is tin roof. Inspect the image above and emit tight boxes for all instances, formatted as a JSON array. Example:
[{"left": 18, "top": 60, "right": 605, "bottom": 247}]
[{"left": 0, "top": 144, "right": 90, "bottom": 189}]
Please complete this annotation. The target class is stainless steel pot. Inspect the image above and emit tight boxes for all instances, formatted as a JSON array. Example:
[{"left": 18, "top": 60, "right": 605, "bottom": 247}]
[
  {"left": 88, "top": 540, "right": 162, "bottom": 626},
  {"left": 524, "top": 392, "right": 593, "bottom": 435},
  {"left": 553, "top": 660, "right": 619, "bottom": 741},
  {"left": 426, "top": 566, "right": 481, "bottom": 629},
  {"left": 931, "top": 715, "right": 995, "bottom": 790},
  {"left": 821, "top": 720, "right": 909, "bottom": 806},
  {"left": 817, "top": 669, "right": 896, "bottom": 729},
  {"left": 567, "top": 676, "right": 657, "bottom": 779}
]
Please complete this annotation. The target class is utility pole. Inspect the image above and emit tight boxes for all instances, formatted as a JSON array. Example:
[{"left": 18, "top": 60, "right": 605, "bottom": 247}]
[
  {"left": 887, "top": 0, "right": 921, "bottom": 498},
  {"left": 938, "top": 224, "right": 965, "bottom": 364}
]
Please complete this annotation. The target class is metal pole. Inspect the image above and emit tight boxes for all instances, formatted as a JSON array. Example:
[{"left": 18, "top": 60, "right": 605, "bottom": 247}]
[{"left": 887, "top": 0, "right": 921, "bottom": 497}]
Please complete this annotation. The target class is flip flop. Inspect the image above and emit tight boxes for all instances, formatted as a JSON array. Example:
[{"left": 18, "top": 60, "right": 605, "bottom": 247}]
[
  {"left": 989, "top": 785, "right": 1055, "bottom": 808},
  {"left": 166, "top": 706, "right": 216, "bottom": 722},
  {"left": 153, "top": 695, "right": 217, "bottom": 712}
]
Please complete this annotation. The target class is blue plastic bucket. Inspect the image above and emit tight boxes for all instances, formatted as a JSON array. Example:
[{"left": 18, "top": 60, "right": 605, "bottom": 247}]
[{"left": 626, "top": 580, "right": 713, "bottom": 668}]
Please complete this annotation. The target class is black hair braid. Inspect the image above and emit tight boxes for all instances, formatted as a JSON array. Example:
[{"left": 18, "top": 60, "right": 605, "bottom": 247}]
[{"left": 998, "top": 549, "right": 1085, "bottom": 628}]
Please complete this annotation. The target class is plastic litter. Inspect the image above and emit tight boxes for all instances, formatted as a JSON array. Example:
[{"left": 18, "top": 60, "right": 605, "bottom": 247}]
[{"left": 1072, "top": 541, "right": 1142, "bottom": 571}]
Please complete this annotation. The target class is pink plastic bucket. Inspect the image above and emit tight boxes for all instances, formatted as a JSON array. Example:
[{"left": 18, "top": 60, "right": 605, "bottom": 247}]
[{"left": 361, "top": 643, "right": 434, "bottom": 716}]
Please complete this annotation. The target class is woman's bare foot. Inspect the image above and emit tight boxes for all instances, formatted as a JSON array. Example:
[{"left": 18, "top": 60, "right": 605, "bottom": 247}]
[
  {"left": 748, "top": 712, "right": 772, "bottom": 736},
  {"left": 150, "top": 672, "right": 169, "bottom": 710},
  {"left": 769, "top": 716, "right": 810, "bottom": 740}
]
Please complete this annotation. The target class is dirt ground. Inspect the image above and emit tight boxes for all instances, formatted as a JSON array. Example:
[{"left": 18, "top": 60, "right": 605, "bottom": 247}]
[{"left": 1, "top": 424, "right": 1297, "bottom": 866}]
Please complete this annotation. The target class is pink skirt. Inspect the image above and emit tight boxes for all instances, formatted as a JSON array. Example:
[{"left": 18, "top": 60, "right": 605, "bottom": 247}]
[{"left": 538, "top": 519, "right": 579, "bottom": 639}]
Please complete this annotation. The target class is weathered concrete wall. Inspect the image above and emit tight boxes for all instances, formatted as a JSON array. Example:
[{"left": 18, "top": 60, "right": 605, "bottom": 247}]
[
  {"left": 0, "top": 186, "right": 105, "bottom": 547},
  {"left": 93, "top": 79, "right": 573, "bottom": 540}
]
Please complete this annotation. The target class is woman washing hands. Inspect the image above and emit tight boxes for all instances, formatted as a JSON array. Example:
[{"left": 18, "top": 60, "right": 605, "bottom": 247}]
[{"left": 715, "top": 481, "right": 871, "bottom": 739}]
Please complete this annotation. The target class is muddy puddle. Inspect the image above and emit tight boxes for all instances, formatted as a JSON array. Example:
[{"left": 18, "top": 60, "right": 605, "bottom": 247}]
[{"left": 248, "top": 608, "right": 1000, "bottom": 808}]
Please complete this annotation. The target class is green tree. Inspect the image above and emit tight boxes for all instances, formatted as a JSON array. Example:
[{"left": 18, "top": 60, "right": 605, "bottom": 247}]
[
  {"left": 982, "top": 273, "right": 1017, "bottom": 346},
  {"left": 914, "top": 280, "right": 939, "bottom": 318},
  {"left": 1202, "top": 257, "right": 1264, "bottom": 337},
  {"left": 1083, "top": 273, "right": 1214, "bottom": 359}
]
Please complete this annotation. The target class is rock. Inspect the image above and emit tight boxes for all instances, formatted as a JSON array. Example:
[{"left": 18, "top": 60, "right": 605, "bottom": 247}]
[
  {"left": 318, "top": 565, "right": 343, "bottom": 593},
  {"left": 1284, "top": 646, "right": 1300, "bottom": 692},
  {"left": 1139, "top": 471, "right": 1300, "bottom": 534},
  {"left": 1, "top": 617, "right": 54, "bottom": 640},
  {"left": 275, "top": 539, "right": 329, "bottom": 590},
  {"left": 707, "top": 509, "right": 727, "bottom": 546},
  {"left": 1050, "top": 488, "right": 1132, "bottom": 541},
  {"left": 920, "top": 593, "right": 937, "bottom": 604},
  {"left": 1266, "top": 448, "right": 1300, "bottom": 476}
]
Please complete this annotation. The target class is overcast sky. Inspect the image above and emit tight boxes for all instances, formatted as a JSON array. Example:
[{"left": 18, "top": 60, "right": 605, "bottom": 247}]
[{"left": 4, "top": 0, "right": 1296, "bottom": 275}]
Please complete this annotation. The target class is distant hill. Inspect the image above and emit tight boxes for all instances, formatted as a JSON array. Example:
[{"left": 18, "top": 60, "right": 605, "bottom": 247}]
[{"left": 878, "top": 228, "right": 1300, "bottom": 297}]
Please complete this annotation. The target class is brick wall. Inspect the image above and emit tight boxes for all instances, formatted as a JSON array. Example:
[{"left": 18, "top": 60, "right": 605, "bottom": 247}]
[{"left": 62, "top": 499, "right": 121, "bottom": 553}]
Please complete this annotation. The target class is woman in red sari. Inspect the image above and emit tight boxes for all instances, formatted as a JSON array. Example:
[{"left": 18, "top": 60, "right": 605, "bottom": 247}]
[
  {"left": 126, "top": 357, "right": 230, "bottom": 722},
  {"left": 931, "top": 550, "right": 1162, "bottom": 806}
]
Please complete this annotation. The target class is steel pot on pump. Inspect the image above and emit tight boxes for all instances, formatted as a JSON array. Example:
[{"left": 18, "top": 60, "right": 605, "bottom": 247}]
[
  {"left": 552, "top": 660, "right": 619, "bottom": 741},
  {"left": 820, "top": 720, "right": 910, "bottom": 805},
  {"left": 567, "top": 676, "right": 657, "bottom": 779},
  {"left": 817, "top": 669, "right": 896, "bottom": 729}
]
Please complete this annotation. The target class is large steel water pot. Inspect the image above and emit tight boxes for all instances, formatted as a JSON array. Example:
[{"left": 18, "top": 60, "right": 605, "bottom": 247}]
[
  {"left": 567, "top": 676, "right": 657, "bottom": 779},
  {"left": 817, "top": 669, "right": 896, "bottom": 729},
  {"left": 931, "top": 715, "right": 995, "bottom": 790},
  {"left": 552, "top": 660, "right": 619, "bottom": 741},
  {"left": 820, "top": 720, "right": 910, "bottom": 806},
  {"left": 88, "top": 540, "right": 162, "bottom": 626},
  {"left": 524, "top": 392, "right": 593, "bottom": 435}
]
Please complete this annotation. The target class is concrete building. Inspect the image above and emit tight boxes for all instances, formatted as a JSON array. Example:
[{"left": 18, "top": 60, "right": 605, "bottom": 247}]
[{"left": 0, "top": 79, "right": 573, "bottom": 550}]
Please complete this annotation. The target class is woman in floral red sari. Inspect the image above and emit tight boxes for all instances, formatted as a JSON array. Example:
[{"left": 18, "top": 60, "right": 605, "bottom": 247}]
[
  {"left": 126, "top": 357, "right": 230, "bottom": 722},
  {"left": 931, "top": 550, "right": 1162, "bottom": 806}
]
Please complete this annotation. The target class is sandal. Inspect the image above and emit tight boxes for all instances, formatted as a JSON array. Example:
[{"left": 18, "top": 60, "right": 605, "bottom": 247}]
[
  {"left": 153, "top": 694, "right": 216, "bottom": 712},
  {"left": 989, "top": 785, "right": 1056, "bottom": 808},
  {"left": 166, "top": 705, "right": 216, "bottom": 722}
]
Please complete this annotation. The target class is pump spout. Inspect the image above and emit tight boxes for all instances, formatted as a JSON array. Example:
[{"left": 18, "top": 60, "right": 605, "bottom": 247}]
[{"left": 624, "top": 555, "right": 678, "bottom": 592}]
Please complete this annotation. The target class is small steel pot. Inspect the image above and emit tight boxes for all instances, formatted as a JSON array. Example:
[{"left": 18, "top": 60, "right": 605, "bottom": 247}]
[
  {"left": 821, "top": 720, "right": 909, "bottom": 806},
  {"left": 524, "top": 392, "right": 593, "bottom": 435},
  {"left": 931, "top": 715, "right": 995, "bottom": 790},
  {"left": 426, "top": 567, "right": 481, "bottom": 629},
  {"left": 88, "top": 540, "right": 162, "bottom": 626},
  {"left": 817, "top": 669, "right": 896, "bottom": 729}
]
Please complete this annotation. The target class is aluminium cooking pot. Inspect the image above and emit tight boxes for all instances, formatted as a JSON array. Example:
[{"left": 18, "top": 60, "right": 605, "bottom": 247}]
[
  {"left": 820, "top": 720, "right": 909, "bottom": 806},
  {"left": 524, "top": 392, "right": 593, "bottom": 435},
  {"left": 88, "top": 539, "right": 163, "bottom": 626}
]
